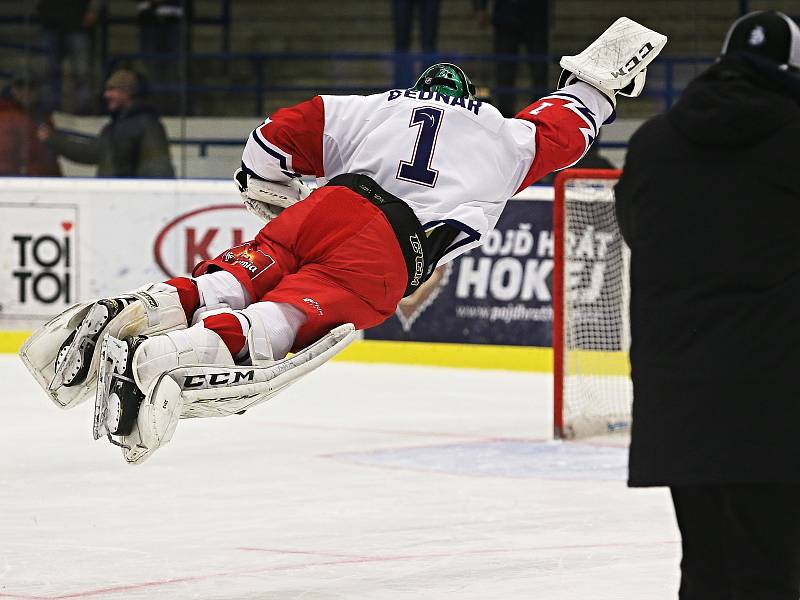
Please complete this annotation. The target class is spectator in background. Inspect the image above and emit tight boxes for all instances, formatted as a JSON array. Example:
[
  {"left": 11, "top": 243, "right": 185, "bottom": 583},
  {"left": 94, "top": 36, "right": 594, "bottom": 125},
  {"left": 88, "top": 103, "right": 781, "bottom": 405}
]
[
  {"left": 391, "top": 0, "right": 441, "bottom": 87},
  {"left": 37, "top": 0, "right": 99, "bottom": 114},
  {"left": 392, "top": 0, "right": 441, "bottom": 53},
  {"left": 136, "top": 0, "right": 193, "bottom": 115},
  {"left": 616, "top": 11, "right": 800, "bottom": 598},
  {"left": 474, "top": 0, "right": 550, "bottom": 117},
  {"left": 0, "top": 77, "right": 61, "bottom": 176},
  {"left": 39, "top": 68, "right": 175, "bottom": 178}
]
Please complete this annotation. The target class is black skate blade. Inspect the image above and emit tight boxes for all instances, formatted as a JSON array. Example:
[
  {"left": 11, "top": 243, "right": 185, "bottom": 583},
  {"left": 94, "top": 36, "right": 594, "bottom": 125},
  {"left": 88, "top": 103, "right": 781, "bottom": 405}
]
[{"left": 48, "top": 331, "right": 77, "bottom": 391}]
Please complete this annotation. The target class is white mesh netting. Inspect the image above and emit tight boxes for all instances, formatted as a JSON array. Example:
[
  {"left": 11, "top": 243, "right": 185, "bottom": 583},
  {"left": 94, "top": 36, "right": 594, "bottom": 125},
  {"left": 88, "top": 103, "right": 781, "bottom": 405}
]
[{"left": 556, "top": 173, "right": 632, "bottom": 439}]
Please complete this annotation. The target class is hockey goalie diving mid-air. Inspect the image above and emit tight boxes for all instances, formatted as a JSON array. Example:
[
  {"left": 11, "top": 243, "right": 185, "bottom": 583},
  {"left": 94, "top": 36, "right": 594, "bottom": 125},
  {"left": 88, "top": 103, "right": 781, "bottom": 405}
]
[{"left": 20, "top": 17, "right": 666, "bottom": 464}]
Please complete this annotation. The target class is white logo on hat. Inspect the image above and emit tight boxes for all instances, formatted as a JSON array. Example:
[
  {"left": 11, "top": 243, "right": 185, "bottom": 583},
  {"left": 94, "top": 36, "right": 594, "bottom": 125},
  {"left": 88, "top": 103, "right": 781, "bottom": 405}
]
[{"left": 749, "top": 25, "right": 766, "bottom": 46}]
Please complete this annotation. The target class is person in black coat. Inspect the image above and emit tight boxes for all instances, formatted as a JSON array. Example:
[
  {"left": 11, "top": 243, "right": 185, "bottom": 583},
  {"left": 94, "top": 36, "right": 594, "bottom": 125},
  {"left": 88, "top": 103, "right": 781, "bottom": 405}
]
[
  {"left": 615, "top": 11, "right": 800, "bottom": 599},
  {"left": 37, "top": 0, "right": 99, "bottom": 114},
  {"left": 40, "top": 68, "right": 175, "bottom": 178},
  {"left": 473, "top": 0, "right": 550, "bottom": 117},
  {"left": 136, "top": 0, "right": 194, "bottom": 115}
]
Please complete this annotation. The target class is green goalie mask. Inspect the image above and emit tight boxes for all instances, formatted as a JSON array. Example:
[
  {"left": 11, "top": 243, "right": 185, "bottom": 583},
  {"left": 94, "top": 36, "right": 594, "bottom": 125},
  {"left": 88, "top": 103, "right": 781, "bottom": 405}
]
[{"left": 411, "top": 63, "right": 477, "bottom": 100}]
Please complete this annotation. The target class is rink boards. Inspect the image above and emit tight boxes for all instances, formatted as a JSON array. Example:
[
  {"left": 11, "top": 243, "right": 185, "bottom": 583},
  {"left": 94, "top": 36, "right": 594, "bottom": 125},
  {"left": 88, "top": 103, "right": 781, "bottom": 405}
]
[{"left": 0, "top": 178, "right": 624, "bottom": 373}]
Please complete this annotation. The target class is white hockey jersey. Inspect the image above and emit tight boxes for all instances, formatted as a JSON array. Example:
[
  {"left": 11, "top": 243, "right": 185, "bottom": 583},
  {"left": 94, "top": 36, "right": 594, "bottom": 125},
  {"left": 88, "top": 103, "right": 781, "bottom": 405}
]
[{"left": 241, "top": 81, "right": 613, "bottom": 265}]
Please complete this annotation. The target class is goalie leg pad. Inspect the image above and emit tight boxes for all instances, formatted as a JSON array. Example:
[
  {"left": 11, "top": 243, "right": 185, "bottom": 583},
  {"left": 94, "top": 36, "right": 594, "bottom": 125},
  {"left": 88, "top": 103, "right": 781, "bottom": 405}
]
[
  {"left": 191, "top": 300, "right": 306, "bottom": 366},
  {"left": 96, "top": 323, "right": 236, "bottom": 464},
  {"left": 97, "top": 324, "right": 355, "bottom": 464},
  {"left": 194, "top": 270, "right": 251, "bottom": 312},
  {"left": 131, "top": 325, "right": 236, "bottom": 394},
  {"left": 125, "top": 375, "right": 183, "bottom": 465},
  {"left": 240, "top": 301, "right": 307, "bottom": 364},
  {"left": 177, "top": 323, "right": 357, "bottom": 419}
]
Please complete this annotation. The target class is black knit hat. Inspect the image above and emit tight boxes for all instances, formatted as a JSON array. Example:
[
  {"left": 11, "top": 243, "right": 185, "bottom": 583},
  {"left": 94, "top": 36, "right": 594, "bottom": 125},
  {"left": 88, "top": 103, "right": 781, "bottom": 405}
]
[{"left": 722, "top": 11, "right": 800, "bottom": 69}]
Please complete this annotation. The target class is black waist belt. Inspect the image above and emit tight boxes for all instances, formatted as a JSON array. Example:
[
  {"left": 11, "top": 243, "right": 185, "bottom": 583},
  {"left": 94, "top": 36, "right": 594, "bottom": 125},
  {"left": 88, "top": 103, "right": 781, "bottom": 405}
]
[{"left": 327, "top": 173, "right": 430, "bottom": 297}]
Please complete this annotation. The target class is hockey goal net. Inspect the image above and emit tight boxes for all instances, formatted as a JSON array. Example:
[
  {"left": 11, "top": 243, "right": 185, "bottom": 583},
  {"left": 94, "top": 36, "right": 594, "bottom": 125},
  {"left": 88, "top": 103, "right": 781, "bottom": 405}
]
[{"left": 552, "top": 169, "right": 632, "bottom": 439}]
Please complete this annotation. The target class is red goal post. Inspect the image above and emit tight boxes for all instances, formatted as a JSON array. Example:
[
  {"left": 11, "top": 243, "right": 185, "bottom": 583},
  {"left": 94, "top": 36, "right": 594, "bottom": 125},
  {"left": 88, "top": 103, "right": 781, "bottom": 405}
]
[{"left": 552, "top": 168, "right": 632, "bottom": 439}]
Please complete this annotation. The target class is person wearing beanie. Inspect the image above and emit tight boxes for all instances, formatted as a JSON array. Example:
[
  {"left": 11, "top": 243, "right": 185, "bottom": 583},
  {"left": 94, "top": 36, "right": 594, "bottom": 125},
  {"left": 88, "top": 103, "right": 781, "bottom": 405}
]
[
  {"left": 616, "top": 11, "right": 800, "bottom": 599},
  {"left": 39, "top": 68, "right": 175, "bottom": 178}
]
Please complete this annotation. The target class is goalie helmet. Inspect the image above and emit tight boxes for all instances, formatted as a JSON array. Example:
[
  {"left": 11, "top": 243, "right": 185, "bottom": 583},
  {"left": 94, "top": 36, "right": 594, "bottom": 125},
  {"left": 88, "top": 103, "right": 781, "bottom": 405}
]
[{"left": 411, "top": 63, "right": 476, "bottom": 100}]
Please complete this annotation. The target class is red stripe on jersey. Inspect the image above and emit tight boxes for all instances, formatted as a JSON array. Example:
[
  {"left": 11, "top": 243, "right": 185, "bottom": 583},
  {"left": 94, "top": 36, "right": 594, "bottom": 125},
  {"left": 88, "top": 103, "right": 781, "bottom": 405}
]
[
  {"left": 513, "top": 97, "right": 595, "bottom": 192},
  {"left": 257, "top": 96, "right": 325, "bottom": 177}
]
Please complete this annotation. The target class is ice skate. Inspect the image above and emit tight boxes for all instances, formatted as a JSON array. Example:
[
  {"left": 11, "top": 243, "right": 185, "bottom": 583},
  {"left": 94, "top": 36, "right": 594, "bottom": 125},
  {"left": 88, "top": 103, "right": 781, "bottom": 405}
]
[
  {"left": 94, "top": 334, "right": 147, "bottom": 441},
  {"left": 20, "top": 283, "right": 188, "bottom": 409},
  {"left": 95, "top": 331, "right": 185, "bottom": 465},
  {"left": 52, "top": 297, "right": 135, "bottom": 391}
]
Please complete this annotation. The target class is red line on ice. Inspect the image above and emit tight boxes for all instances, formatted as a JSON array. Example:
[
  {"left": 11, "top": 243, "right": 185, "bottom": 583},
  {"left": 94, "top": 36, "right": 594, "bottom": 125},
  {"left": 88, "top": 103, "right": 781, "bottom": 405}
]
[{"left": 0, "top": 539, "right": 679, "bottom": 599}]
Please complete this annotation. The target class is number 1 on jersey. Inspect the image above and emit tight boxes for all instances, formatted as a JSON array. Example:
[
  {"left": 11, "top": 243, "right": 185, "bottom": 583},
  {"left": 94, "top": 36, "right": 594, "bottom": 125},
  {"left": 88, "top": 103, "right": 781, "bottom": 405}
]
[{"left": 397, "top": 107, "right": 443, "bottom": 187}]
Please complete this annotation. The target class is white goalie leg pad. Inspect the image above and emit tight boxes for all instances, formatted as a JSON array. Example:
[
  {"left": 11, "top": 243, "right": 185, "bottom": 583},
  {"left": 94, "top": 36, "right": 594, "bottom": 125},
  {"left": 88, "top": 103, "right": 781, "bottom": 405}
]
[
  {"left": 559, "top": 17, "right": 667, "bottom": 101},
  {"left": 132, "top": 325, "right": 236, "bottom": 394},
  {"left": 121, "top": 374, "right": 184, "bottom": 465},
  {"left": 194, "top": 270, "right": 251, "bottom": 312},
  {"left": 167, "top": 323, "right": 357, "bottom": 419},
  {"left": 118, "top": 324, "right": 354, "bottom": 465},
  {"left": 106, "top": 283, "right": 189, "bottom": 340},
  {"left": 240, "top": 301, "right": 307, "bottom": 364},
  {"left": 19, "top": 282, "right": 187, "bottom": 409}
]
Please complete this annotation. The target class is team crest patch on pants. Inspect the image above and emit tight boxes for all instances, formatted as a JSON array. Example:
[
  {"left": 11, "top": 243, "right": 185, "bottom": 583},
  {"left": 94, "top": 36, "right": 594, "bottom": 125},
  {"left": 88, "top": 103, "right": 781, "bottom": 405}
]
[{"left": 219, "top": 244, "right": 276, "bottom": 280}]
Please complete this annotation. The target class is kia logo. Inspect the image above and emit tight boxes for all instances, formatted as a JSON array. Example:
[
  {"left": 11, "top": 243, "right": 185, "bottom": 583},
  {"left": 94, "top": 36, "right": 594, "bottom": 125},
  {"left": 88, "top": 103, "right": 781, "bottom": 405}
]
[{"left": 153, "top": 204, "right": 253, "bottom": 278}]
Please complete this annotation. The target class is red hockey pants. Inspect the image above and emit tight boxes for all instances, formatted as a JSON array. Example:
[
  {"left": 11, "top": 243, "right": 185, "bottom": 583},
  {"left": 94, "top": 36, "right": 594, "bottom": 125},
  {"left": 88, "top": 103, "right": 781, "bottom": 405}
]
[{"left": 192, "top": 184, "right": 408, "bottom": 351}]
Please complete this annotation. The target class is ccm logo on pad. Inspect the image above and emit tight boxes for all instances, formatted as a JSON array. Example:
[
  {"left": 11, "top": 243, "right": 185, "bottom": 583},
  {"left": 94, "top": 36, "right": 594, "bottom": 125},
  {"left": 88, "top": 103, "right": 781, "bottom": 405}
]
[
  {"left": 611, "top": 41, "right": 654, "bottom": 78},
  {"left": 183, "top": 370, "right": 255, "bottom": 388}
]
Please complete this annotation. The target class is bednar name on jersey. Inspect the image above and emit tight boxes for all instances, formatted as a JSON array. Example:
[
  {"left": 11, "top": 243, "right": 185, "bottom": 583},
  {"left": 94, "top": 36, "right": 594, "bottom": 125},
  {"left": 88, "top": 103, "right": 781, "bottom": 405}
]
[
  {"left": 386, "top": 89, "right": 484, "bottom": 115},
  {"left": 241, "top": 82, "right": 613, "bottom": 267}
]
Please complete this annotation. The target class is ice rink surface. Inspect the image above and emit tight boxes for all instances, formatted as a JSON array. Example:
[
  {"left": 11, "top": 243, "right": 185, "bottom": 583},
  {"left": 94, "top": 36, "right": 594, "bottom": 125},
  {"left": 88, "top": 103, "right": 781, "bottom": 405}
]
[{"left": 0, "top": 355, "right": 680, "bottom": 599}]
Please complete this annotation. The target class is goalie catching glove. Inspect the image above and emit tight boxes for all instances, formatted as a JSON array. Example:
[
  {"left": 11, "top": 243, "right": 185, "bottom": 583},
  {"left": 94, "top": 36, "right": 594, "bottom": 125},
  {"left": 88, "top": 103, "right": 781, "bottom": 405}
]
[
  {"left": 558, "top": 17, "right": 668, "bottom": 106},
  {"left": 234, "top": 167, "right": 312, "bottom": 223}
]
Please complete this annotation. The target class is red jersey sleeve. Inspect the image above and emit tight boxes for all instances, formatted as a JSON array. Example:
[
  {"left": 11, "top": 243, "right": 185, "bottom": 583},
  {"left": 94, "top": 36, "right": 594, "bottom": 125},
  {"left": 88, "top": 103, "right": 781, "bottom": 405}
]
[
  {"left": 513, "top": 84, "right": 614, "bottom": 192},
  {"left": 242, "top": 96, "right": 325, "bottom": 180}
]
